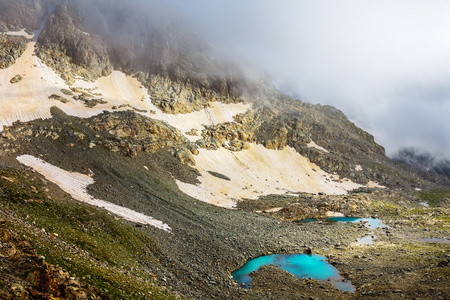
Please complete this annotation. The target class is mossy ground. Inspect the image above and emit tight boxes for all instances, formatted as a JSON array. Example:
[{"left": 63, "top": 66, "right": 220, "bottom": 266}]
[
  {"left": 418, "top": 188, "right": 450, "bottom": 207},
  {"left": 0, "top": 166, "right": 178, "bottom": 299}
]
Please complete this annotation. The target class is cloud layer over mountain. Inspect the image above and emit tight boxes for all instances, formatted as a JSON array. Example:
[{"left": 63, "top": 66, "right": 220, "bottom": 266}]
[{"left": 169, "top": 0, "right": 450, "bottom": 160}]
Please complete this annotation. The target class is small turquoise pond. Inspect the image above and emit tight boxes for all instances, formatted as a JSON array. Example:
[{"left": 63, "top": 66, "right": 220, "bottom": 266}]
[
  {"left": 326, "top": 217, "right": 388, "bottom": 229},
  {"left": 232, "top": 254, "right": 355, "bottom": 292},
  {"left": 301, "top": 217, "right": 388, "bottom": 229}
]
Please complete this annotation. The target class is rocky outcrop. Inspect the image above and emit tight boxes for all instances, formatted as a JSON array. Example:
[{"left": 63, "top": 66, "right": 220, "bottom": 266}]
[
  {"left": 91, "top": 112, "right": 198, "bottom": 164},
  {"left": 0, "top": 0, "right": 48, "bottom": 32},
  {"left": 274, "top": 193, "right": 372, "bottom": 221},
  {"left": 0, "top": 35, "right": 29, "bottom": 69},
  {"left": 34, "top": 0, "right": 274, "bottom": 111},
  {"left": 137, "top": 74, "right": 245, "bottom": 114},
  {"left": 0, "top": 218, "right": 108, "bottom": 300},
  {"left": 197, "top": 122, "right": 252, "bottom": 152},
  {"left": 0, "top": 110, "right": 199, "bottom": 165},
  {"left": 36, "top": 4, "right": 113, "bottom": 83},
  {"left": 9, "top": 74, "right": 23, "bottom": 84}
]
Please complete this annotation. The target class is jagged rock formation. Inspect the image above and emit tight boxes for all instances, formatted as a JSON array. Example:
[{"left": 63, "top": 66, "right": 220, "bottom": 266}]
[
  {"left": 0, "top": 0, "right": 49, "bottom": 32},
  {"left": 36, "top": 3, "right": 112, "bottom": 83},
  {"left": 91, "top": 111, "right": 198, "bottom": 164},
  {"left": 35, "top": 0, "right": 273, "bottom": 113},
  {"left": 0, "top": 35, "right": 29, "bottom": 69}
]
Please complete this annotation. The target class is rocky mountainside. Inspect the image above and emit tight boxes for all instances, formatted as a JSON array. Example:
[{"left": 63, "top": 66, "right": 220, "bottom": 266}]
[
  {"left": 0, "top": 35, "right": 29, "bottom": 69},
  {"left": 0, "top": 0, "right": 449, "bottom": 299},
  {"left": 36, "top": 0, "right": 272, "bottom": 113},
  {"left": 0, "top": 0, "right": 48, "bottom": 32}
]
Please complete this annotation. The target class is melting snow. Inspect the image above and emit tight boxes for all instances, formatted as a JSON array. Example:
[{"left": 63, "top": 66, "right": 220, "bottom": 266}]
[
  {"left": 176, "top": 144, "right": 363, "bottom": 208},
  {"left": 0, "top": 40, "right": 250, "bottom": 138},
  {"left": 17, "top": 155, "right": 171, "bottom": 232},
  {"left": 307, "top": 140, "right": 329, "bottom": 153},
  {"left": 0, "top": 42, "right": 111, "bottom": 131},
  {"left": 2, "top": 29, "right": 34, "bottom": 39},
  {"left": 367, "top": 181, "right": 386, "bottom": 189}
]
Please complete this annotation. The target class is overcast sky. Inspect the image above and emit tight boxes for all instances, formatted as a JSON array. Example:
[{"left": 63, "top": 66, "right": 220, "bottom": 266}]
[{"left": 169, "top": 0, "right": 450, "bottom": 160}]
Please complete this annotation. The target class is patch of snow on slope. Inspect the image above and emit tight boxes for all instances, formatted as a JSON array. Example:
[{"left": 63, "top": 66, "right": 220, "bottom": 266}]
[
  {"left": 3, "top": 29, "right": 34, "bottom": 39},
  {"left": 367, "top": 181, "right": 386, "bottom": 189},
  {"left": 0, "top": 42, "right": 116, "bottom": 131},
  {"left": 307, "top": 140, "right": 329, "bottom": 153},
  {"left": 0, "top": 41, "right": 249, "bottom": 138},
  {"left": 74, "top": 72, "right": 251, "bottom": 140},
  {"left": 176, "top": 144, "right": 362, "bottom": 208},
  {"left": 17, "top": 155, "right": 171, "bottom": 232}
]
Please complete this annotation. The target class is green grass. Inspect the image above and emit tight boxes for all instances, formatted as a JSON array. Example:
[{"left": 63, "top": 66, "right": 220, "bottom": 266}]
[
  {"left": 0, "top": 167, "right": 178, "bottom": 299},
  {"left": 418, "top": 188, "right": 450, "bottom": 207}
]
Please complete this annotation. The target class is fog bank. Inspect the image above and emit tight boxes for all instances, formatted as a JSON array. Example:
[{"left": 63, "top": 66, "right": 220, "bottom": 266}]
[{"left": 170, "top": 0, "right": 450, "bottom": 160}]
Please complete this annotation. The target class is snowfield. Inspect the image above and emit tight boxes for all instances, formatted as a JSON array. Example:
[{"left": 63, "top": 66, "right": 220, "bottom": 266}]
[{"left": 176, "top": 144, "right": 363, "bottom": 208}]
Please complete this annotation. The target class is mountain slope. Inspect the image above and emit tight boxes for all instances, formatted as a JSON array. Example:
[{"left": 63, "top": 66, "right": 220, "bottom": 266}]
[{"left": 0, "top": 1, "right": 449, "bottom": 299}]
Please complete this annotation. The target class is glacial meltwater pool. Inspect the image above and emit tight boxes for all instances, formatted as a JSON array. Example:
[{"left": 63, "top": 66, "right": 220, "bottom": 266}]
[
  {"left": 326, "top": 217, "right": 388, "bottom": 229},
  {"left": 232, "top": 254, "right": 355, "bottom": 292},
  {"left": 301, "top": 217, "right": 388, "bottom": 229}
]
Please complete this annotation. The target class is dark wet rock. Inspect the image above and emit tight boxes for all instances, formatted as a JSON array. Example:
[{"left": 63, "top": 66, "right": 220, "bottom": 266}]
[
  {"left": 48, "top": 94, "right": 68, "bottom": 103},
  {"left": 0, "top": 0, "right": 49, "bottom": 32},
  {"left": 207, "top": 171, "right": 231, "bottom": 181},
  {"left": 9, "top": 74, "right": 23, "bottom": 84}
]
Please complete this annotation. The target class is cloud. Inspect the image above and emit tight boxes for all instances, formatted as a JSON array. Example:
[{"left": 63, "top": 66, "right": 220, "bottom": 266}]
[{"left": 169, "top": 0, "right": 450, "bottom": 159}]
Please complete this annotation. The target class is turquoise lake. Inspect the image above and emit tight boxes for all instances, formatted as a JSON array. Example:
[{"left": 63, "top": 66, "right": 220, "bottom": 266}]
[
  {"left": 232, "top": 254, "right": 355, "bottom": 292},
  {"left": 326, "top": 217, "right": 388, "bottom": 229},
  {"left": 301, "top": 217, "right": 388, "bottom": 229}
]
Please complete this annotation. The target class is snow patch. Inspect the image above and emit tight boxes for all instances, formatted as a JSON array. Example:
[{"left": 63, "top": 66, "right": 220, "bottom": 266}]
[
  {"left": 264, "top": 207, "right": 284, "bottom": 213},
  {"left": 355, "top": 165, "right": 363, "bottom": 171},
  {"left": 326, "top": 211, "right": 345, "bottom": 217},
  {"left": 367, "top": 181, "right": 386, "bottom": 189},
  {"left": 72, "top": 72, "right": 251, "bottom": 140},
  {"left": 0, "top": 40, "right": 249, "bottom": 139},
  {"left": 0, "top": 42, "right": 115, "bottom": 131},
  {"left": 3, "top": 29, "right": 33, "bottom": 39},
  {"left": 16, "top": 155, "right": 171, "bottom": 232},
  {"left": 307, "top": 140, "right": 329, "bottom": 153},
  {"left": 176, "top": 144, "right": 362, "bottom": 208}
]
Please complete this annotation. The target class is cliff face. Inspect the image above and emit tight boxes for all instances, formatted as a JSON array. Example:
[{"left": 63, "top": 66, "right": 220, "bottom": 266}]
[
  {"left": 36, "top": 0, "right": 273, "bottom": 113},
  {"left": 0, "top": 0, "right": 49, "bottom": 32},
  {"left": 36, "top": 3, "right": 112, "bottom": 81}
]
